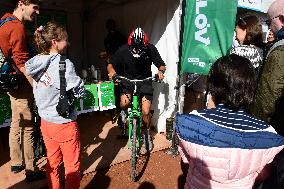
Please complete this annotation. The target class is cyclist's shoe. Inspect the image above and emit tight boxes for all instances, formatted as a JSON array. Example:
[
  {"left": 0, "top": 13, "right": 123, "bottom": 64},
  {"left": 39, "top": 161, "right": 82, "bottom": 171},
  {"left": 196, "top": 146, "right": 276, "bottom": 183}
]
[{"left": 143, "top": 129, "right": 153, "bottom": 152}]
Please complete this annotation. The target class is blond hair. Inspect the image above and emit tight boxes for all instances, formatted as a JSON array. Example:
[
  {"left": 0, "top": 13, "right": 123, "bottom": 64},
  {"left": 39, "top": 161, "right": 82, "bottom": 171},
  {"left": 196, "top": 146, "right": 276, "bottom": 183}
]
[{"left": 34, "top": 21, "right": 68, "bottom": 54}]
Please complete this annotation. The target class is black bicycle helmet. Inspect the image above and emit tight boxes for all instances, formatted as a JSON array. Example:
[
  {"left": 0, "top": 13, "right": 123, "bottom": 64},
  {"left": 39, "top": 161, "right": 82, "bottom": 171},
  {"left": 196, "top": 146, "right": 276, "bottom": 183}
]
[{"left": 128, "top": 27, "right": 148, "bottom": 58}]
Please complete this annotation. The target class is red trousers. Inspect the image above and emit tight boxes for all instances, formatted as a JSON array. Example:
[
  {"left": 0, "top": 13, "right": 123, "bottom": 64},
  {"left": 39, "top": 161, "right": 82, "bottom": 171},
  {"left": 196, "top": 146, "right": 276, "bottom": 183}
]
[{"left": 41, "top": 119, "right": 81, "bottom": 189}]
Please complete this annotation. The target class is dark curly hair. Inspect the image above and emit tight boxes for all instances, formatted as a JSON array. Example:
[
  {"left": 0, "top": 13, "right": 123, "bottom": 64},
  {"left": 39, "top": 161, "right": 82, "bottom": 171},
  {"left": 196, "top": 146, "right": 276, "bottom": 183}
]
[
  {"left": 207, "top": 54, "right": 257, "bottom": 111},
  {"left": 236, "top": 13, "right": 263, "bottom": 47}
]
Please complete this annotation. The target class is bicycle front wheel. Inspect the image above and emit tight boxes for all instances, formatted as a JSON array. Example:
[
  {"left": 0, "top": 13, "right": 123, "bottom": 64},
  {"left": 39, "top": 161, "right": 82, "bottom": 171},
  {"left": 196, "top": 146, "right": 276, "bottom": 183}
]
[{"left": 131, "top": 118, "right": 138, "bottom": 181}]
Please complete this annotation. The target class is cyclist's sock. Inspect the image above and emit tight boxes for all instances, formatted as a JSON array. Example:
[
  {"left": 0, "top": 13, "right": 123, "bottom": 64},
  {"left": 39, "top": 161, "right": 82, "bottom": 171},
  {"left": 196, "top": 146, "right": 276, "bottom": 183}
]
[{"left": 118, "top": 110, "right": 127, "bottom": 129}]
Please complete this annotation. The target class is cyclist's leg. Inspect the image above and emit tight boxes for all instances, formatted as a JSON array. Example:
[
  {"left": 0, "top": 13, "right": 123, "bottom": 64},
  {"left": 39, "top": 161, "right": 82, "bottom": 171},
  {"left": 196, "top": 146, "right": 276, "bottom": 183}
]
[
  {"left": 118, "top": 92, "right": 132, "bottom": 136},
  {"left": 139, "top": 81, "right": 154, "bottom": 129},
  {"left": 118, "top": 83, "right": 132, "bottom": 125},
  {"left": 119, "top": 82, "right": 132, "bottom": 109},
  {"left": 141, "top": 96, "right": 153, "bottom": 151},
  {"left": 111, "top": 83, "right": 121, "bottom": 123},
  {"left": 141, "top": 97, "right": 151, "bottom": 129},
  {"left": 139, "top": 80, "right": 154, "bottom": 152}
]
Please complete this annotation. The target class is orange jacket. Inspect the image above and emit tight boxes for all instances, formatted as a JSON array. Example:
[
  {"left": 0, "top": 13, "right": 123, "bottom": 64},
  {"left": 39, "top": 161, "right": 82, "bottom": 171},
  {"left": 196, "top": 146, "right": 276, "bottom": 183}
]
[{"left": 0, "top": 13, "right": 29, "bottom": 70}]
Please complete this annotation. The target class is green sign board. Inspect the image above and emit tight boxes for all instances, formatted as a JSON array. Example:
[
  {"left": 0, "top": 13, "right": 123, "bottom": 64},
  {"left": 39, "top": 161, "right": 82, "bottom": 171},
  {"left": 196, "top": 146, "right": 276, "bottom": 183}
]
[
  {"left": 98, "top": 82, "right": 116, "bottom": 111},
  {"left": 181, "top": 0, "right": 238, "bottom": 75},
  {"left": 0, "top": 83, "right": 116, "bottom": 128},
  {"left": 81, "top": 84, "right": 99, "bottom": 112}
]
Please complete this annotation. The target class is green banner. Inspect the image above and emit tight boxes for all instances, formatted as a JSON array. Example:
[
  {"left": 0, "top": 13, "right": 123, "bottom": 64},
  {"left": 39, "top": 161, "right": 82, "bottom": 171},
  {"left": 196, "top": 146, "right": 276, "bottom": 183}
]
[{"left": 181, "top": 0, "right": 238, "bottom": 75}]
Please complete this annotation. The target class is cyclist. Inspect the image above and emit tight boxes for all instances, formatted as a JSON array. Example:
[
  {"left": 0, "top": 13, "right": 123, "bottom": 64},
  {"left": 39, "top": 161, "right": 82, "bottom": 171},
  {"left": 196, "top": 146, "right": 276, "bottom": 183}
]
[{"left": 107, "top": 27, "right": 166, "bottom": 151}]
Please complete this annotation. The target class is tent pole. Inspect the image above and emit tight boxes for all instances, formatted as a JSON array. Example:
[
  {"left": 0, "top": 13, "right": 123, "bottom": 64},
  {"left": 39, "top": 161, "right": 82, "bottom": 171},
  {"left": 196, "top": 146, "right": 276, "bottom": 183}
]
[{"left": 165, "top": 0, "right": 186, "bottom": 157}]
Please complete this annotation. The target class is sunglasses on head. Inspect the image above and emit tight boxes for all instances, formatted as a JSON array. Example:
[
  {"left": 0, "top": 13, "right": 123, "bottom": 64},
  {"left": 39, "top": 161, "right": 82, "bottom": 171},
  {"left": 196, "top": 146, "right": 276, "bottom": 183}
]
[
  {"left": 239, "top": 17, "right": 247, "bottom": 25},
  {"left": 265, "top": 15, "right": 280, "bottom": 26}
]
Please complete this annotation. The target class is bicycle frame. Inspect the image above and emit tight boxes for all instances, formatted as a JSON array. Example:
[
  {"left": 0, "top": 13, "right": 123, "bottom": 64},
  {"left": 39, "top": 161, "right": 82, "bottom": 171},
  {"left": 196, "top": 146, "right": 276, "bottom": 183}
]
[
  {"left": 127, "top": 82, "right": 143, "bottom": 150},
  {"left": 113, "top": 75, "right": 156, "bottom": 181},
  {"left": 114, "top": 75, "right": 155, "bottom": 148}
]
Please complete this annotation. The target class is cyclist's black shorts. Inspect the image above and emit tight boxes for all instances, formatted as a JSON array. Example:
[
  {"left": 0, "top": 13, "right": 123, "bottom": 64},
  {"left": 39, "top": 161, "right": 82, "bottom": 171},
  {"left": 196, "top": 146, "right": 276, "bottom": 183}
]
[{"left": 119, "top": 80, "right": 153, "bottom": 101}]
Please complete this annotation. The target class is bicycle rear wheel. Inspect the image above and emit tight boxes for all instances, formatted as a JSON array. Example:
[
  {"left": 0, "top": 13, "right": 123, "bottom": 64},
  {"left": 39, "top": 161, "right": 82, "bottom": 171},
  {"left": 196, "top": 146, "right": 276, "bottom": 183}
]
[{"left": 131, "top": 118, "right": 138, "bottom": 181}]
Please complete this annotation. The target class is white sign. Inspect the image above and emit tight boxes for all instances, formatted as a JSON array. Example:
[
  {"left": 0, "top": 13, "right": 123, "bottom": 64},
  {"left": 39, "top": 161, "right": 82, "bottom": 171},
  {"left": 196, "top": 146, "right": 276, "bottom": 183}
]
[
  {"left": 238, "top": 0, "right": 262, "bottom": 11},
  {"left": 238, "top": 0, "right": 276, "bottom": 13}
]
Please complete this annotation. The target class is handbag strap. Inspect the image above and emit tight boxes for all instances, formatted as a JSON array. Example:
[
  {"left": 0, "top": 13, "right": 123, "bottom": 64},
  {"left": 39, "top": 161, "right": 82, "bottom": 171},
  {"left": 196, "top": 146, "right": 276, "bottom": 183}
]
[{"left": 59, "top": 55, "right": 67, "bottom": 95}]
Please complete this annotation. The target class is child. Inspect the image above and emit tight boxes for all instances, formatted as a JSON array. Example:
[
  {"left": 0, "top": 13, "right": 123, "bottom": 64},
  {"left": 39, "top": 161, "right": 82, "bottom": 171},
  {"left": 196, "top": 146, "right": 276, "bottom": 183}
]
[{"left": 25, "top": 21, "right": 84, "bottom": 189}]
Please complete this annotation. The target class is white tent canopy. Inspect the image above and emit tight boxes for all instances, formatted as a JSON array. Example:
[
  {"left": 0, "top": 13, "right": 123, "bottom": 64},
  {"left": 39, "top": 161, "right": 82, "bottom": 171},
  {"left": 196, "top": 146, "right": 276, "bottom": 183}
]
[{"left": 0, "top": 0, "right": 276, "bottom": 131}]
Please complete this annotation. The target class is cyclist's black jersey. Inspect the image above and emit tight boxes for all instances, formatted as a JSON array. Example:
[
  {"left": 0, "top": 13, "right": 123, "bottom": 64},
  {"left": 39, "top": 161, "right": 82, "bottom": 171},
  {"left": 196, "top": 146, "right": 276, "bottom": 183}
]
[{"left": 109, "top": 43, "right": 165, "bottom": 80}]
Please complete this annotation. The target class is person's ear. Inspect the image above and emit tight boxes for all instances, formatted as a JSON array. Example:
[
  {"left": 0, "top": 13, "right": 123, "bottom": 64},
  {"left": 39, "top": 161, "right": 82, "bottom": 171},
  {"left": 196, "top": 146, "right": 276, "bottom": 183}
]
[{"left": 51, "top": 39, "right": 57, "bottom": 48}]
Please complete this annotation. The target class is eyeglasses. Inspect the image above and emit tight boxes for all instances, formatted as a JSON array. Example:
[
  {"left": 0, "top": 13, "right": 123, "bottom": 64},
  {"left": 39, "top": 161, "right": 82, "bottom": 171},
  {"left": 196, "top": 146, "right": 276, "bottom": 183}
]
[{"left": 265, "top": 15, "right": 280, "bottom": 26}]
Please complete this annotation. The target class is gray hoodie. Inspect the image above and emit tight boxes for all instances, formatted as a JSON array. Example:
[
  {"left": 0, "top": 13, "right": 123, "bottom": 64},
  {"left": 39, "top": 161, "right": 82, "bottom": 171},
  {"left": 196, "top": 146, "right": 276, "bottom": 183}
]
[{"left": 26, "top": 53, "right": 84, "bottom": 124}]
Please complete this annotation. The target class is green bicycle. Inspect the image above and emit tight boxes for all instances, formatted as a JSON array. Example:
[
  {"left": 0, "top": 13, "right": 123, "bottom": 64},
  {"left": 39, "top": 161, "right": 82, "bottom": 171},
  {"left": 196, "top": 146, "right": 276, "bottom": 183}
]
[{"left": 113, "top": 75, "right": 157, "bottom": 181}]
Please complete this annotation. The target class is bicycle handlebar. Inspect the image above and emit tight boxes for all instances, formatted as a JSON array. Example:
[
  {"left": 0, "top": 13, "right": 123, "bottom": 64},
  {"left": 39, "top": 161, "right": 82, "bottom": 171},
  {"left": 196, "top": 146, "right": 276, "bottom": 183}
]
[{"left": 112, "top": 74, "right": 159, "bottom": 83}]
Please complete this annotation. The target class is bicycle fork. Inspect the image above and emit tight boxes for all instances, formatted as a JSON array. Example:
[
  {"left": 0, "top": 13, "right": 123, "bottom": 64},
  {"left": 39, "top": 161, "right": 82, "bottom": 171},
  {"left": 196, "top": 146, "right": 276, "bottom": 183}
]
[{"left": 127, "top": 95, "right": 142, "bottom": 150}]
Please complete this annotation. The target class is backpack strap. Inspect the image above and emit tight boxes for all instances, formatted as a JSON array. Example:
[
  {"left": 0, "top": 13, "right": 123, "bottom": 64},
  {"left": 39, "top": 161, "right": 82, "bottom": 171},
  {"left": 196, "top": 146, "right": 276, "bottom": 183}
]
[
  {"left": 0, "top": 17, "right": 17, "bottom": 27},
  {"left": 0, "top": 17, "right": 18, "bottom": 73}
]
